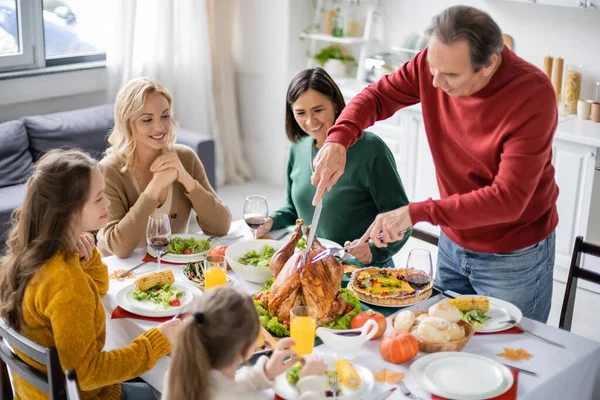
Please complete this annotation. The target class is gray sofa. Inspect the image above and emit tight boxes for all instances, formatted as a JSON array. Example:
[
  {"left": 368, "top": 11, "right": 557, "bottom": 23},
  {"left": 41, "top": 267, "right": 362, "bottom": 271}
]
[{"left": 0, "top": 104, "right": 216, "bottom": 251}]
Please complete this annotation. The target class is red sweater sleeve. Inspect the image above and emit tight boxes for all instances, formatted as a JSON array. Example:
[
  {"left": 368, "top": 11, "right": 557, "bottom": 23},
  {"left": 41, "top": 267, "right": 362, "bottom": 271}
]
[
  {"left": 409, "top": 85, "right": 558, "bottom": 229},
  {"left": 326, "top": 51, "right": 424, "bottom": 149}
]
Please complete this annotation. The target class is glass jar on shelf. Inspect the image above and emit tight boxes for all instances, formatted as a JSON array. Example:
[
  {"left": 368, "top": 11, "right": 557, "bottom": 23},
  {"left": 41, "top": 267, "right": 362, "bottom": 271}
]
[
  {"left": 563, "top": 64, "right": 583, "bottom": 115},
  {"left": 346, "top": 0, "right": 361, "bottom": 37},
  {"left": 331, "top": 8, "right": 344, "bottom": 37}
]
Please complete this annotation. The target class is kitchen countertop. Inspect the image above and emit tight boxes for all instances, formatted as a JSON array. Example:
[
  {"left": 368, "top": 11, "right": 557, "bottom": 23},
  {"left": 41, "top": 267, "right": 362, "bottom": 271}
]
[{"left": 336, "top": 78, "right": 600, "bottom": 149}]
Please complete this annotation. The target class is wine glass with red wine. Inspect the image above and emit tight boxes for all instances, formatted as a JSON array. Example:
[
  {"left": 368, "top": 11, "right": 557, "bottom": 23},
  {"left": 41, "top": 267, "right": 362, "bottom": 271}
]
[
  {"left": 405, "top": 249, "right": 434, "bottom": 303},
  {"left": 146, "top": 213, "right": 172, "bottom": 271},
  {"left": 243, "top": 195, "right": 268, "bottom": 240}
]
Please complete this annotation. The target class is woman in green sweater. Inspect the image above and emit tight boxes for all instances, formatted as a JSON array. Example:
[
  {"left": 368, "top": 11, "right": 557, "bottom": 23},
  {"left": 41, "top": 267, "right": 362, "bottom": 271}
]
[{"left": 257, "top": 68, "right": 410, "bottom": 267}]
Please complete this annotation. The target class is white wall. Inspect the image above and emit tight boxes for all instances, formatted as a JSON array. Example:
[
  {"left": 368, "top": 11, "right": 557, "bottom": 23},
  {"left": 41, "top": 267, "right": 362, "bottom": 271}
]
[
  {"left": 380, "top": 0, "right": 600, "bottom": 100},
  {"left": 232, "top": 0, "right": 312, "bottom": 185},
  {"left": 0, "top": 68, "right": 108, "bottom": 122}
]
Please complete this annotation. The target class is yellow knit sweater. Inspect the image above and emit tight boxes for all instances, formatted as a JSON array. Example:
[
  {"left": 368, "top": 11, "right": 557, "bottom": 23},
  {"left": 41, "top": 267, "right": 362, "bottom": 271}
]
[{"left": 13, "top": 248, "right": 171, "bottom": 400}]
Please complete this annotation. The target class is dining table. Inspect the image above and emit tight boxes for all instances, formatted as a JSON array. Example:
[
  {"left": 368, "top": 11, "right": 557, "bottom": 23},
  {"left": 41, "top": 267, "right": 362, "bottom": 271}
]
[{"left": 101, "top": 220, "right": 600, "bottom": 400}]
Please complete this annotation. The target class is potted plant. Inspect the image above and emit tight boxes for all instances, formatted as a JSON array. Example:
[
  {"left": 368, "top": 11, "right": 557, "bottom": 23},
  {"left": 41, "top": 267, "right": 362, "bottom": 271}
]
[{"left": 313, "top": 45, "right": 355, "bottom": 78}]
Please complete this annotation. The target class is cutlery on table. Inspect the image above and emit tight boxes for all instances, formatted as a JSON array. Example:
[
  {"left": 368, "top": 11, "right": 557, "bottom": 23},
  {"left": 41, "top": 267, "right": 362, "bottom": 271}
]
[
  {"left": 171, "top": 302, "right": 190, "bottom": 321},
  {"left": 117, "top": 258, "right": 155, "bottom": 278},
  {"left": 311, "top": 228, "right": 412, "bottom": 263},
  {"left": 505, "top": 319, "right": 565, "bottom": 348},
  {"left": 501, "top": 363, "right": 538, "bottom": 377},
  {"left": 398, "top": 382, "right": 424, "bottom": 400},
  {"left": 374, "top": 387, "right": 397, "bottom": 400},
  {"left": 327, "top": 369, "right": 339, "bottom": 400}
]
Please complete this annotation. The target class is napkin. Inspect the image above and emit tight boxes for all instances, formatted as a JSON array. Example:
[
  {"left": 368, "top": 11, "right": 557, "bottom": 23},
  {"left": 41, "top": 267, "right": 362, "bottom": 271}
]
[
  {"left": 432, "top": 369, "right": 519, "bottom": 400},
  {"left": 142, "top": 253, "right": 182, "bottom": 265},
  {"left": 475, "top": 326, "right": 524, "bottom": 335},
  {"left": 111, "top": 306, "right": 172, "bottom": 323}
]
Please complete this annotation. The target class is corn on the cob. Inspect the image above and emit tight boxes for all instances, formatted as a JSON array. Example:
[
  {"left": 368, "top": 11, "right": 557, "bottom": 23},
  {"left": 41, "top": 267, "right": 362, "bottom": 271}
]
[
  {"left": 134, "top": 270, "right": 175, "bottom": 291},
  {"left": 448, "top": 296, "right": 489, "bottom": 312},
  {"left": 335, "top": 359, "right": 361, "bottom": 390}
]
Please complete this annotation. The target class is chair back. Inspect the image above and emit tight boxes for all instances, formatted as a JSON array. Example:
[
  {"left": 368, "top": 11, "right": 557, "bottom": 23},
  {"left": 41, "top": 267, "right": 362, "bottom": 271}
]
[
  {"left": 65, "top": 370, "right": 81, "bottom": 400},
  {"left": 559, "top": 236, "right": 600, "bottom": 331},
  {"left": 0, "top": 319, "right": 67, "bottom": 400}
]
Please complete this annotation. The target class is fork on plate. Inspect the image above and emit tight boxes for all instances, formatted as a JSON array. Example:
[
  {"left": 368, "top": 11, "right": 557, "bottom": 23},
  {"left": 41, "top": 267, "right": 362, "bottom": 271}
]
[
  {"left": 327, "top": 371, "right": 339, "bottom": 400},
  {"left": 311, "top": 228, "right": 412, "bottom": 263},
  {"left": 398, "top": 382, "right": 424, "bottom": 400}
]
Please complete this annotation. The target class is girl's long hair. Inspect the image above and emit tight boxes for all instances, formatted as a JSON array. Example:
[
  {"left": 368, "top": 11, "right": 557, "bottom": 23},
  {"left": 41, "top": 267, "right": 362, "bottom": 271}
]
[
  {"left": 0, "top": 149, "right": 97, "bottom": 331},
  {"left": 167, "top": 287, "right": 260, "bottom": 399}
]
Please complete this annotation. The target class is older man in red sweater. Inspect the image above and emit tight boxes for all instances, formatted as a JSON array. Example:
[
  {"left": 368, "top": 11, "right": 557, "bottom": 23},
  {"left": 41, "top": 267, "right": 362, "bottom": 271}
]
[{"left": 312, "top": 6, "right": 558, "bottom": 322}]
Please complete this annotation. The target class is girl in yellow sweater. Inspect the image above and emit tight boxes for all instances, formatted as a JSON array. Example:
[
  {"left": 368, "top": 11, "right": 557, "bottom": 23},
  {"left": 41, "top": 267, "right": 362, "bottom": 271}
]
[{"left": 0, "top": 149, "right": 182, "bottom": 400}]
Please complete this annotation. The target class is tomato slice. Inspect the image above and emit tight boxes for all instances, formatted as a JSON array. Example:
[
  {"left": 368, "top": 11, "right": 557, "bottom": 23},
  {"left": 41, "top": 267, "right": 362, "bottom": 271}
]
[
  {"left": 169, "top": 299, "right": 181, "bottom": 307},
  {"left": 183, "top": 249, "right": 192, "bottom": 254}
]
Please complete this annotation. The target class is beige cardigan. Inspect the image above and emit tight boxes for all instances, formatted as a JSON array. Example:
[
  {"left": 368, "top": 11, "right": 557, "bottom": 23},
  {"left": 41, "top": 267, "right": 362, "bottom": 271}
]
[{"left": 97, "top": 144, "right": 231, "bottom": 258}]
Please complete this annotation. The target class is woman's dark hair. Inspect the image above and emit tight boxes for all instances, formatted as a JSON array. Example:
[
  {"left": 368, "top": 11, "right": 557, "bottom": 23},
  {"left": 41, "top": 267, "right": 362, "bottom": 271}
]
[
  {"left": 426, "top": 6, "right": 504, "bottom": 72},
  {"left": 285, "top": 67, "right": 346, "bottom": 143}
]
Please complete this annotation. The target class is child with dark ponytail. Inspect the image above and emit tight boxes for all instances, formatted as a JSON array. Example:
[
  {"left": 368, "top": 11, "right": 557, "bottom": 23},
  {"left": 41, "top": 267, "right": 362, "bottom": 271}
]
[{"left": 166, "top": 286, "right": 329, "bottom": 399}]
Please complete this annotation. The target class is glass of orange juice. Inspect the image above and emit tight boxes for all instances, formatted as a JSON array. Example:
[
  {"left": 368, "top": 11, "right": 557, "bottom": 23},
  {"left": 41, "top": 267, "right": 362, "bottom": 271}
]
[
  {"left": 203, "top": 255, "right": 227, "bottom": 290},
  {"left": 290, "top": 306, "right": 317, "bottom": 356}
]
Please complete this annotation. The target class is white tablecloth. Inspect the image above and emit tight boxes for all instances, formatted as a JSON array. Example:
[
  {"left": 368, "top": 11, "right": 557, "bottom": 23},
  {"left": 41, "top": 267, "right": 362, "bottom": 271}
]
[{"left": 101, "top": 223, "right": 600, "bottom": 400}]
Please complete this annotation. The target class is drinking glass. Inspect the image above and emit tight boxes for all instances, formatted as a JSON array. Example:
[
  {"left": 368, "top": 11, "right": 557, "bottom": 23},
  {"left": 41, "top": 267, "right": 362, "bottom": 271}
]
[
  {"left": 203, "top": 255, "right": 227, "bottom": 290},
  {"left": 146, "top": 213, "right": 171, "bottom": 271},
  {"left": 290, "top": 306, "right": 317, "bottom": 356},
  {"left": 405, "top": 249, "right": 434, "bottom": 303},
  {"left": 243, "top": 195, "right": 268, "bottom": 239}
]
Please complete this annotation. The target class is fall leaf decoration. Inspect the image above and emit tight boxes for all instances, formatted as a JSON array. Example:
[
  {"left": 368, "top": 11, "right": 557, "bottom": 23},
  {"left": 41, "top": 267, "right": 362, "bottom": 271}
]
[
  {"left": 374, "top": 368, "right": 404, "bottom": 384},
  {"left": 109, "top": 270, "right": 135, "bottom": 281},
  {"left": 497, "top": 348, "right": 533, "bottom": 362}
]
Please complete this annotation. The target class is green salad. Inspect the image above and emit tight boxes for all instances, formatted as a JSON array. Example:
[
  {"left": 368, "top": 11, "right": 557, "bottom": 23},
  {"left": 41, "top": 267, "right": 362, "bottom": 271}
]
[
  {"left": 287, "top": 363, "right": 340, "bottom": 395},
  {"left": 132, "top": 283, "right": 183, "bottom": 308},
  {"left": 253, "top": 278, "right": 361, "bottom": 337},
  {"left": 237, "top": 246, "right": 275, "bottom": 267},
  {"left": 166, "top": 237, "right": 210, "bottom": 255},
  {"left": 461, "top": 309, "right": 491, "bottom": 328}
]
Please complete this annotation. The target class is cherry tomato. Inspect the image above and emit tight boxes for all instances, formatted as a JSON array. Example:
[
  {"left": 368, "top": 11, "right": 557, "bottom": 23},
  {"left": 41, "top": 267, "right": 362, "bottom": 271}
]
[
  {"left": 344, "top": 303, "right": 354, "bottom": 314},
  {"left": 169, "top": 299, "right": 181, "bottom": 307},
  {"left": 255, "top": 293, "right": 263, "bottom": 301},
  {"left": 283, "top": 319, "right": 290, "bottom": 327},
  {"left": 183, "top": 249, "right": 192, "bottom": 255}
]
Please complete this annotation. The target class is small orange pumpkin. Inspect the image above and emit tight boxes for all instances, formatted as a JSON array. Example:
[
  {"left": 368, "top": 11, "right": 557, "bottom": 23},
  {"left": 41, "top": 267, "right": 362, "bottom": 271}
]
[{"left": 379, "top": 331, "right": 419, "bottom": 364}]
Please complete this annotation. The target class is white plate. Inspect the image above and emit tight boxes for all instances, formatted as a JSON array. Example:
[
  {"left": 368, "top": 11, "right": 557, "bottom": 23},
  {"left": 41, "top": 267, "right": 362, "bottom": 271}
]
[
  {"left": 410, "top": 352, "right": 513, "bottom": 400},
  {"left": 356, "top": 289, "right": 433, "bottom": 308},
  {"left": 274, "top": 357, "right": 374, "bottom": 400},
  {"left": 448, "top": 295, "right": 523, "bottom": 333},
  {"left": 116, "top": 281, "right": 202, "bottom": 318},
  {"left": 147, "top": 234, "right": 210, "bottom": 264}
]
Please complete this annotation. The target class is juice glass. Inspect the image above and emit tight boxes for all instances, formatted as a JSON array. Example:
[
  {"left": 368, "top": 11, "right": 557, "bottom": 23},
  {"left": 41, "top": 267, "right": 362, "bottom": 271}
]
[
  {"left": 290, "top": 306, "right": 317, "bottom": 356},
  {"left": 203, "top": 255, "right": 227, "bottom": 290}
]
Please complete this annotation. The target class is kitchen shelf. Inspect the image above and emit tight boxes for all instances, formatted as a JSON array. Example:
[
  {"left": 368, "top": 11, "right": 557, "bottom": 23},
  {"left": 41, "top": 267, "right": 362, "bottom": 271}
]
[{"left": 300, "top": 32, "right": 366, "bottom": 45}]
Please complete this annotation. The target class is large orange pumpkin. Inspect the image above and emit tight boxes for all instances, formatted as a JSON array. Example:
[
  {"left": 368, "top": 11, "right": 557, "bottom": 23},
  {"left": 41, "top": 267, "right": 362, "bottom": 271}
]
[{"left": 379, "top": 331, "right": 419, "bottom": 364}]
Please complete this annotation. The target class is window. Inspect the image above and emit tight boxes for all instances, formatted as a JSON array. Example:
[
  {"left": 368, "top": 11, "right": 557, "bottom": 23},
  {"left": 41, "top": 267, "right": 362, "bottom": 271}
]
[{"left": 0, "top": 0, "right": 108, "bottom": 72}]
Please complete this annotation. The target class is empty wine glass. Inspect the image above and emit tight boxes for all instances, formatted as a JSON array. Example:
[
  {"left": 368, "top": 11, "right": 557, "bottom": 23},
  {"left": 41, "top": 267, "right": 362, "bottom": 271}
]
[
  {"left": 405, "top": 249, "right": 434, "bottom": 303},
  {"left": 243, "top": 195, "right": 268, "bottom": 239},
  {"left": 146, "top": 213, "right": 172, "bottom": 271}
]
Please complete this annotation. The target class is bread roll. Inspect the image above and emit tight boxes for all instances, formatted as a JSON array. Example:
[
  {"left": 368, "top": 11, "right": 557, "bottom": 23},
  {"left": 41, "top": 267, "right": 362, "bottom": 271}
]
[
  {"left": 410, "top": 328, "right": 426, "bottom": 342},
  {"left": 448, "top": 322, "right": 465, "bottom": 341},
  {"left": 393, "top": 310, "right": 415, "bottom": 332},
  {"left": 417, "top": 317, "right": 453, "bottom": 343},
  {"left": 429, "top": 302, "right": 461, "bottom": 323},
  {"left": 413, "top": 313, "right": 428, "bottom": 328}
]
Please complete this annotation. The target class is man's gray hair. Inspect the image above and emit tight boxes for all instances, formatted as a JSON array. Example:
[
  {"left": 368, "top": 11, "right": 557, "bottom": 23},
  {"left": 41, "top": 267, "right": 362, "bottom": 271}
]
[{"left": 425, "top": 6, "right": 504, "bottom": 72}]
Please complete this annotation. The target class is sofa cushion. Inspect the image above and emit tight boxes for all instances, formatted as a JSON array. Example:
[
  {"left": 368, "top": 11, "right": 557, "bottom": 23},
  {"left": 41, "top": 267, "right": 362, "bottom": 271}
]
[
  {"left": 23, "top": 104, "right": 114, "bottom": 161},
  {"left": 0, "top": 120, "right": 33, "bottom": 188},
  {"left": 0, "top": 183, "right": 27, "bottom": 249}
]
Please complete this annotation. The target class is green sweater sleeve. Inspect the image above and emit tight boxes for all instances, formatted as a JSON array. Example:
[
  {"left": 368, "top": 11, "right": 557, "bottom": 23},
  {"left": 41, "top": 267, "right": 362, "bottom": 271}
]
[
  {"left": 366, "top": 142, "right": 411, "bottom": 265},
  {"left": 271, "top": 147, "right": 298, "bottom": 230}
]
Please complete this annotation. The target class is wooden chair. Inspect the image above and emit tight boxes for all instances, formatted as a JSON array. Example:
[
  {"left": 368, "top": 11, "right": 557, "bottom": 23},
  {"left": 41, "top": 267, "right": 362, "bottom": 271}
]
[
  {"left": 0, "top": 318, "right": 67, "bottom": 400},
  {"left": 559, "top": 236, "right": 600, "bottom": 332},
  {"left": 65, "top": 370, "right": 81, "bottom": 400},
  {"left": 411, "top": 228, "right": 439, "bottom": 247}
]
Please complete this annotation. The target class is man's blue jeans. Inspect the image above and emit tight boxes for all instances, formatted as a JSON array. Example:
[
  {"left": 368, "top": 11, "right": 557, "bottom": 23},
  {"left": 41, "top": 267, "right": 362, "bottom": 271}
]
[{"left": 436, "top": 231, "right": 555, "bottom": 323}]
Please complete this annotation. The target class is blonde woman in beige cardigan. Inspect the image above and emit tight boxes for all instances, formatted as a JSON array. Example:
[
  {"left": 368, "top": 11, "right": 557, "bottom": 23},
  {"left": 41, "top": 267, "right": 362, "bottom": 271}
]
[{"left": 97, "top": 77, "right": 231, "bottom": 258}]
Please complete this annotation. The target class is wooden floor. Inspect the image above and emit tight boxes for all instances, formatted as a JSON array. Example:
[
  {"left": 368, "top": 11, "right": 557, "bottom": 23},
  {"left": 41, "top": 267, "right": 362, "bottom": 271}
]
[{"left": 216, "top": 181, "right": 600, "bottom": 342}]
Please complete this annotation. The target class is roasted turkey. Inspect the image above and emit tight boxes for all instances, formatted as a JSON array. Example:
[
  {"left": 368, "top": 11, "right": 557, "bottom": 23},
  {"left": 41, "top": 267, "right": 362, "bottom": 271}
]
[{"left": 262, "top": 219, "right": 346, "bottom": 325}]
